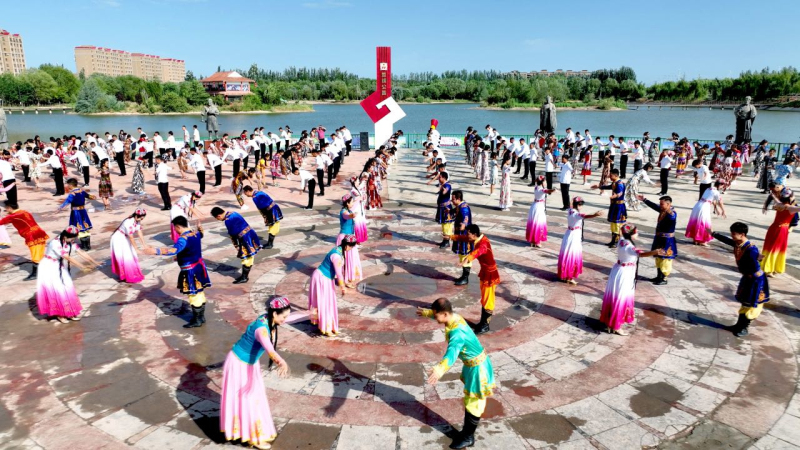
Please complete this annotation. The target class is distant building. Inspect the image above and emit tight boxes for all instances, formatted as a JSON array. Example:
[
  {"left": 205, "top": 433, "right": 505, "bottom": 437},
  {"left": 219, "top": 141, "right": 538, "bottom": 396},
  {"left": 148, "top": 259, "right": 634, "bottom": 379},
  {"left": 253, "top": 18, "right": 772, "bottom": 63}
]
[
  {"left": 200, "top": 71, "right": 256, "bottom": 101},
  {"left": 507, "top": 69, "right": 591, "bottom": 79},
  {"left": 0, "top": 28, "right": 26, "bottom": 75},
  {"left": 74, "top": 46, "right": 185, "bottom": 82}
]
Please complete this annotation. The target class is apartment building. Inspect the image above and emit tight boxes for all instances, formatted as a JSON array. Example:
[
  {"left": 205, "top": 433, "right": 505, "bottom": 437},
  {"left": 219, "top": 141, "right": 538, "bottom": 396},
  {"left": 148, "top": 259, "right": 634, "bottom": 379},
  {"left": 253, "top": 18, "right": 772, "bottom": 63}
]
[
  {"left": 74, "top": 46, "right": 185, "bottom": 82},
  {"left": 0, "top": 29, "right": 27, "bottom": 75}
]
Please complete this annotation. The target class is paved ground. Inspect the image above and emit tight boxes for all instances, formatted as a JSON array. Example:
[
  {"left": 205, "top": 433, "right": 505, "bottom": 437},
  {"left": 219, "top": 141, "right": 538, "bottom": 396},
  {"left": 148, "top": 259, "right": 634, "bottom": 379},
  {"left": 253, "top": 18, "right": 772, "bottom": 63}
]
[{"left": 1, "top": 143, "right": 799, "bottom": 450}]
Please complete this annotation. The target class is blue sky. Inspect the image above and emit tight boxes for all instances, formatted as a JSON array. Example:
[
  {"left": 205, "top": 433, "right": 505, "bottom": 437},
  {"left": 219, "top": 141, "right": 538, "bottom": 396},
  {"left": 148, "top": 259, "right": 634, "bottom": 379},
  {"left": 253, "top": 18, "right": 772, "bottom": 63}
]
[{"left": 4, "top": 0, "right": 798, "bottom": 84}]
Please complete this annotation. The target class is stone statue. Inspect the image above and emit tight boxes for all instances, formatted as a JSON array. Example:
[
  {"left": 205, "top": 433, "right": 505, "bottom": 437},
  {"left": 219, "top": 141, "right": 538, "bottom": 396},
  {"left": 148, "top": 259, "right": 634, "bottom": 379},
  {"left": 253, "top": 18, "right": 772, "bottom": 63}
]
[
  {"left": 0, "top": 105, "right": 8, "bottom": 151},
  {"left": 733, "top": 96, "right": 757, "bottom": 144},
  {"left": 539, "top": 96, "right": 557, "bottom": 134},
  {"left": 201, "top": 99, "right": 220, "bottom": 140}
]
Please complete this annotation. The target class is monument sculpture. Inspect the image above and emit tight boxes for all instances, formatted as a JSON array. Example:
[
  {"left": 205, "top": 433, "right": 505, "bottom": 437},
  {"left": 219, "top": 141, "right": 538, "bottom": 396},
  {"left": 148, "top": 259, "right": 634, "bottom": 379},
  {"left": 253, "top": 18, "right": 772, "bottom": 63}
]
[
  {"left": 0, "top": 105, "right": 8, "bottom": 151},
  {"left": 733, "top": 96, "right": 757, "bottom": 144},
  {"left": 201, "top": 99, "right": 220, "bottom": 140},
  {"left": 360, "top": 46, "right": 405, "bottom": 147},
  {"left": 540, "top": 96, "right": 557, "bottom": 134}
]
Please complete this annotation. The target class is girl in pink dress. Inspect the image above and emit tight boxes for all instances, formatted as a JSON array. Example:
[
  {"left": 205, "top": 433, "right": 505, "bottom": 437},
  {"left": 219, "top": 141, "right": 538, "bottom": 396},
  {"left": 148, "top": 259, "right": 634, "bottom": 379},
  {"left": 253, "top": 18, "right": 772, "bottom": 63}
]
[
  {"left": 557, "top": 197, "right": 602, "bottom": 285},
  {"left": 110, "top": 208, "right": 147, "bottom": 283},
  {"left": 349, "top": 174, "right": 369, "bottom": 243},
  {"left": 600, "top": 224, "right": 664, "bottom": 335},
  {"left": 525, "top": 176, "right": 555, "bottom": 247},
  {"left": 337, "top": 195, "right": 363, "bottom": 287},
  {"left": 220, "top": 297, "right": 291, "bottom": 449},
  {"left": 308, "top": 237, "right": 356, "bottom": 336},
  {"left": 685, "top": 180, "right": 726, "bottom": 245}
]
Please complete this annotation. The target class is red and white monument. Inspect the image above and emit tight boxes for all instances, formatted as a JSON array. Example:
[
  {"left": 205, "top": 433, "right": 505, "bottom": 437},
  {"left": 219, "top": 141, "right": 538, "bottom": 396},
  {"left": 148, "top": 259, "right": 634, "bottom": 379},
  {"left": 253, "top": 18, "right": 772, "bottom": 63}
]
[{"left": 360, "top": 47, "right": 405, "bottom": 147}]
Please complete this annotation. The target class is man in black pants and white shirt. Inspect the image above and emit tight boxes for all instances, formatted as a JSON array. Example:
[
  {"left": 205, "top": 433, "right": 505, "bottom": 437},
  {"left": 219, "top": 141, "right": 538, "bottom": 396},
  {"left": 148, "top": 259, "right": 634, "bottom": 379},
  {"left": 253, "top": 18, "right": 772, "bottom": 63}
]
[
  {"left": 558, "top": 155, "right": 573, "bottom": 210},
  {"left": 0, "top": 152, "right": 17, "bottom": 204},
  {"left": 205, "top": 149, "right": 223, "bottom": 186},
  {"left": 154, "top": 155, "right": 172, "bottom": 210},
  {"left": 693, "top": 159, "right": 712, "bottom": 200},
  {"left": 313, "top": 148, "right": 329, "bottom": 196},
  {"left": 342, "top": 126, "right": 352, "bottom": 156},
  {"left": 298, "top": 168, "right": 316, "bottom": 209},
  {"left": 111, "top": 135, "right": 126, "bottom": 176},
  {"left": 90, "top": 142, "right": 109, "bottom": 168},
  {"left": 658, "top": 151, "right": 672, "bottom": 195},
  {"left": 189, "top": 147, "right": 206, "bottom": 194},
  {"left": 68, "top": 148, "right": 91, "bottom": 186},
  {"left": 15, "top": 144, "right": 33, "bottom": 182},
  {"left": 44, "top": 150, "right": 65, "bottom": 196}
]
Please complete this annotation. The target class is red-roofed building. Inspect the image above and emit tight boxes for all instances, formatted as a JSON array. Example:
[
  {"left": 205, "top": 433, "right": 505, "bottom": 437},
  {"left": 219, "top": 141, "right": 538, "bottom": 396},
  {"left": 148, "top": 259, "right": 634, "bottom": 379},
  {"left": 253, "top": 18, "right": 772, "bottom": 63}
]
[
  {"left": 200, "top": 71, "right": 256, "bottom": 100},
  {"left": 0, "top": 28, "right": 26, "bottom": 75}
]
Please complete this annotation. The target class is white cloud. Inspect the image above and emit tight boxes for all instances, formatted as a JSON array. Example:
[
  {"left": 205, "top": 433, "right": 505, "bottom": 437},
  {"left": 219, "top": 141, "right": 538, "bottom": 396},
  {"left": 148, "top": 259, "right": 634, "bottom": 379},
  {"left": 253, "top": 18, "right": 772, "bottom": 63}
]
[
  {"left": 302, "top": 0, "right": 353, "bottom": 9},
  {"left": 523, "top": 38, "right": 550, "bottom": 50},
  {"left": 95, "top": 0, "right": 121, "bottom": 7}
]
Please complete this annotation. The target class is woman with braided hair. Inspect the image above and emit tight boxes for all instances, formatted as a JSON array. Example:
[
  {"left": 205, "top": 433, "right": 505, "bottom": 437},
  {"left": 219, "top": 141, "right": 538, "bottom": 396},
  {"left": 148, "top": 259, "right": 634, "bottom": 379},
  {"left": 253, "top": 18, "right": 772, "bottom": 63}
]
[
  {"left": 110, "top": 208, "right": 148, "bottom": 283},
  {"left": 349, "top": 174, "right": 369, "bottom": 243},
  {"left": 220, "top": 297, "right": 291, "bottom": 449},
  {"left": 525, "top": 175, "right": 555, "bottom": 247},
  {"left": 308, "top": 236, "right": 356, "bottom": 336}
]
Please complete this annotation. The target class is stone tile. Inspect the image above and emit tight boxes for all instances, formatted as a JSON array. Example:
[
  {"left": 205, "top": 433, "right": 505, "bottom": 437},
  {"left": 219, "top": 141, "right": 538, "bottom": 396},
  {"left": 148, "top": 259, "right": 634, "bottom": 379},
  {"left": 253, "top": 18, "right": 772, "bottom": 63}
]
[
  {"left": 638, "top": 406, "right": 698, "bottom": 437},
  {"left": 536, "top": 356, "right": 587, "bottom": 380},
  {"left": 537, "top": 329, "right": 592, "bottom": 354},
  {"left": 473, "top": 420, "right": 528, "bottom": 449},
  {"left": 593, "top": 422, "right": 659, "bottom": 450},
  {"left": 698, "top": 366, "right": 746, "bottom": 394},
  {"left": 712, "top": 348, "right": 752, "bottom": 372},
  {"left": 549, "top": 441, "right": 598, "bottom": 450},
  {"left": 554, "top": 397, "right": 630, "bottom": 435},
  {"left": 336, "top": 425, "right": 397, "bottom": 450},
  {"left": 92, "top": 409, "right": 152, "bottom": 442},
  {"left": 650, "top": 352, "right": 708, "bottom": 383},
  {"left": 768, "top": 414, "right": 800, "bottom": 445},
  {"left": 509, "top": 340, "right": 561, "bottom": 366},
  {"left": 397, "top": 426, "right": 453, "bottom": 450},
  {"left": 134, "top": 426, "right": 202, "bottom": 450},
  {"left": 786, "top": 394, "right": 800, "bottom": 418},
  {"left": 678, "top": 385, "right": 728, "bottom": 414},
  {"left": 570, "top": 342, "right": 615, "bottom": 363},
  {"left": 666, "top": 342, "right": 717, "bottom": 365},
  {"left": 628, "top": 368, "right": 693, "bottom": 394},
  {"left": 434, "top": 380, "right": 465, "bottom": 400},
  {"left": 754, "top": 434, "right": 800, "bottom": 450}
]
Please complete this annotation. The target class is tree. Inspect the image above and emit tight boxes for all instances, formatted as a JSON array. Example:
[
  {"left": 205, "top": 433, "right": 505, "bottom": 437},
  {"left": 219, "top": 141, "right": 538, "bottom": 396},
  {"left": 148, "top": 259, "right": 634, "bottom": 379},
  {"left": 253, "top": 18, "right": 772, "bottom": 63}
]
[
  {"left": 20, "top": 70, "right": 59, "bottom": 104},
  {"left": 159, "top": 92, "right": 190, "bottom": 112},
  {"left": 178, "top": 80, "right": 209, "bottom": 105},
  {"left": 185, "top": 70, "right": 196, "bottom": 81},
  {"left": 75, "top": 78, "right": 122, "bottom": 113},
  {"left": 39, "top": 64, "right": 80, "bottom": 103}
]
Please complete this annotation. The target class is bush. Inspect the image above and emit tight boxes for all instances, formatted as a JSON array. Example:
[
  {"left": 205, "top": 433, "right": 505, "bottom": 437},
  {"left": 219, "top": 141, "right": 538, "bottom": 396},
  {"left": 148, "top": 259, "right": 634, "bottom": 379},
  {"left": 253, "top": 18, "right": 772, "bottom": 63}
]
[
  {"left": 74, "top": 78, "right": 123, "bottom": 113},
  {"left": 159, "top": 92, "right": 190, "bottom": 113}
]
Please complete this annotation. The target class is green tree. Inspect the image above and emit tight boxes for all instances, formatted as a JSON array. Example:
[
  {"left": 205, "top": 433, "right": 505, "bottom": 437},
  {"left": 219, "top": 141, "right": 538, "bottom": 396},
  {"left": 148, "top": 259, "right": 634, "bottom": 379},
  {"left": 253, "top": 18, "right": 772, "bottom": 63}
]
[
  {"left": 159, "top": 92, "right": 190, "bottom": 112},
  {"left": 178, "top": 80, "right": 209, "bottom": 105},
  {"left": 75, "top": 78, "right": 122, "bottom": 113},
  {"left": 39, "top": 64, "right": 80, "bottom": 103},
  {"left": 19, "top": 69, "right": 59, "bottom": 104}
]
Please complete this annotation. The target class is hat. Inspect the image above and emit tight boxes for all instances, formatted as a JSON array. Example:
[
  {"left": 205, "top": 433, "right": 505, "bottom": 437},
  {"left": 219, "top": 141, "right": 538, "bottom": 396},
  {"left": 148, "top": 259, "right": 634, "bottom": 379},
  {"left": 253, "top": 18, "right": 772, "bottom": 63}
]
[
  {"left": 430, "top": 119, "right": 439, "bottom": 129},
  {"left": 343, "top": 235, "right": 357, "bottom": 244},
  {"left": 64, "top": 225, "right": 79, "bottom": 235},
  {"left": 621, "top": 224, "right": 638, "bottom": 235},
  {"left": 350, "top": 176, "right": 358, "bottom": 184},
  {"left": 537, "top": 175, "right": 545, "bottom": 182},
  {"left": 193, "top": 190, "right": 203, "bottom": 198},
  {"left": 269, "top": 296, "right": 290, "bottom": 310},
  {"left": 572, "top": 196, "right": 584, "bottom": 203},
  {"left": 341, "top": 194, "right": 352, "bottom": 204},
  {"left": 134, "top": 208, "right": 147, "bottom": 216},
  {"left": 780, "top": 188, "right": 794, "bottom": 199}
]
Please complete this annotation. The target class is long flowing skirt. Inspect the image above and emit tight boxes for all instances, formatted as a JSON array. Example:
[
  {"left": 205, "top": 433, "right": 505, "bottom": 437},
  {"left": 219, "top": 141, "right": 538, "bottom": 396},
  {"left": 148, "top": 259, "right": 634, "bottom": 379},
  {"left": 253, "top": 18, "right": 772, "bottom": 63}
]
[
  {"left": 557, "top": 229, "right": 583, "bottom": 279},
  {"left": 0, "top": 225, "right": 11, "bottom": 246},
  {"left": 69, "top": 209, "right": 93, "bottom": 232},
  {"left": 525, "top": 202, "right": 547, "bottom": 244},
  {"left": 499, "top": 175, "right": 512, "bottom": 209},
  {"left": 37, "top": 258, "right": 82, "bottom": 318},
  {"left": 685, "top": 202, "right": 714, "bottom": 243},
  {"left": 219, "top": 351, "right": 277, "bottom": 446},
  {"left": 761, "top": 224, "right": 790, "bottom": 274},
  {"left": 308, "top": 269, "right": 338, "bottom": 335},
  {"left": 110, "top": 231, "right": 144, "bottom": 283},
  {"left": 336, "top": 234, "right": 363, "bottom": 284},
  {"left": 353, "top": 215, "right": 369, "bottom": 243},
  {"left": 600, "top": 265, "right": 636, "bottom": 330}
]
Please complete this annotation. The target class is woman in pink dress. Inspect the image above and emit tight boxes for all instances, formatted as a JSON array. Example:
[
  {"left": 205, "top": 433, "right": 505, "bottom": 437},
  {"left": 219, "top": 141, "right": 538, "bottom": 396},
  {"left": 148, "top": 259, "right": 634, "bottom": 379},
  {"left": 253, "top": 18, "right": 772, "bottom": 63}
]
[
  {"left": 557, "top": 197, "right": 602, "bottom": 285},
  {"left": 600, "top": 224, "right": 664, "bottom": 335},
  {"left": 349, "top": 174, "right": 369, "bottom": 243},
  {"left": 685, "top": 180, "right": 726, "bottom": 246},
  {"left": 110, "top": 208, "right": 147, "bottom": 283},
  {"left": 337, "top": 195, "right": 363, "bottom": 287},
  {"left": 308, "top": 237, "right": 356, "bottom": 336},
  {"left": 525, "top": 175, "right": 555, "bottom": 247},
  {"left": 220, "top": 297, "right": 291, "bottom": 449}
]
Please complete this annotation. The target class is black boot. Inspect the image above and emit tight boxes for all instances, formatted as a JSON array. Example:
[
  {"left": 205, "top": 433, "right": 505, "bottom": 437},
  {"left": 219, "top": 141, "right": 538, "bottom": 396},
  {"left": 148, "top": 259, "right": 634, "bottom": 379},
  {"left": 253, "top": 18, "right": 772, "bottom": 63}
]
[
  {"left": 474, "top": 308, "right": 492, "bottom": 335},
  {"left": 450, "top": 411, "right": 480, "bottom": 449},
  {"left": 183, "top": 306, "right": 203, "bottom": 328},
  {"left": 454, "top": 267, "right": 470, "bottom": 286},
  {"left": 80, "top": 236, "right": 91, "bottom": 250},
  {"left": 233, "top": 265, "right": 251, "bottom": 284},
  {"left": 733, "top": 314, "right": 751, "bottom": 337},
  {"left": 605, "top": 233, "right": 616, "bottom": 247},
  {"left": 438, "top": 239, "right": 450, "bottom": 249},
  {"left": 198, "top": 304, "right": 206, "bottom": 324},
  {"left": 261, "top": 234, "right": 275, "bottom": 249},
  {"left": 25, "top": 263, "right": 38, "bottom": 281},
  {"left": 652, "top": 269, "right": 668, "bottom": 285}
]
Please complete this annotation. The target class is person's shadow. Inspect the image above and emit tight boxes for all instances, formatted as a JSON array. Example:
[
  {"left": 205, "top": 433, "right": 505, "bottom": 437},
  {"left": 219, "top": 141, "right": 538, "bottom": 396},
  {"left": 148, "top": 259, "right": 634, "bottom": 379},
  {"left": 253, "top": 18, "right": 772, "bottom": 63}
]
[
  {"left": 177, "top": 362, "right": 226, "bottom": 443},
  {"left": 308, "top": 357, "right": 456, "bottom": 437}
]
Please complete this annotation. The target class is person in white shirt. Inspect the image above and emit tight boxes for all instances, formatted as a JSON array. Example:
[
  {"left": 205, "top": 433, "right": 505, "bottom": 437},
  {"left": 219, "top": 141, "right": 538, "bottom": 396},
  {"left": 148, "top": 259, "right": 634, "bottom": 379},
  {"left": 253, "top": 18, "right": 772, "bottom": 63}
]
[
  {"left": 192, "top": 125, "right": 201, "bottom": 148},
  {"left": 278, "top": 127, "right": 288, "bottom": 153},
  {"left": 526, "top": 143, "right": 539, "bottom": 186},
  {"left": 485, "top": 125, "right": 496, "bottom": 151},
  {"left": 558, "top": 154, "right": 573, "bottom": 210},
  {"left": 69, "top": 148, "right": 92, "bottom": 185},
  {"left": 595, "top": 137, "right": 608, "bottom": 169},
  {"left": 182, "top": 126, "right": 190, "bottom": 147},
  {"left": 90, "top": 142, "right": 109, "bottom": 168},
  {"left": 544, "top": 147, "right": 556, "bottom": 190},
  {"left": 516, "top": 138, "right": 528, "bottom": 176},
  {"left": 632, "top": 140, "right": 645, "bottom": 173},
  {"left": 658, "top": 151, "right": 673, "bottom": 195},
  {"left": 341, "top": 126, "right": 352, "bottom": 155},
  {"left": 166, "top": 131, "right": 177, "bottom": 160},
  {"left": 565, "top": 128, "right": 576, "bottom": 144},
  {"left": 312, "top": 148, "right": 329, "bottom": 196},
  {"left": 618, "top": 137, "right": 630, "bottom": 179},
  {"left": 154, "top": 155, "right": 172, "bottom": 210},
  {"left": 44, "top": 150, "right": 66, "bottom": 196},
  {"left": 110, "top": 135, "right": 127, "bottom": 176},
  {"left": 692, "top": 159, "right": 713, "bottom": 200},
  {"left": 188, "top": 147, "right": 207, "bottom": 194},
  {"left": 14, "top": 145, "right": 33, "bottom": 182},
  {"left": 204, "top": 150, "right": 223, "bottom": 186},
  {"left": 297, "top": 168, "right": 316, "bottom": 209},
  {"left": 0, "top": 152, "right": 17, "bottom": 204},
  {"left": 584, "top": 130, "right": 594, "bottom": 148},
  {"left": 221, "top": 143, "right": 244, "bottom": 178},
  {"left": 153, "top": 132, "right": 166, "bottom": 161},
  {"left": 326, "top": 137, "right": 342, "bottom": 184}
]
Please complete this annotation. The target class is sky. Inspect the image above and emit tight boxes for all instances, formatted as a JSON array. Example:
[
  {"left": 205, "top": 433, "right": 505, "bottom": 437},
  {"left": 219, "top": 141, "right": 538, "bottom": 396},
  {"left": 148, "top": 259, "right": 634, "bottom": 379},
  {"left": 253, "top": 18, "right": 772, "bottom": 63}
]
[{"left": 3, "top": 0, "right": 799, "bottom": 85}]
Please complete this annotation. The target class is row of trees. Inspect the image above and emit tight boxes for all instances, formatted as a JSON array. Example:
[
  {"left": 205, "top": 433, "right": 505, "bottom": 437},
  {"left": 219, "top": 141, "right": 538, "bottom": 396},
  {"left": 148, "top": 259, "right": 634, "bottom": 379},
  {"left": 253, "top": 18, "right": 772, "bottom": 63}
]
[{"left": 648, "top": 67, "right": 800, "bottom": 102}]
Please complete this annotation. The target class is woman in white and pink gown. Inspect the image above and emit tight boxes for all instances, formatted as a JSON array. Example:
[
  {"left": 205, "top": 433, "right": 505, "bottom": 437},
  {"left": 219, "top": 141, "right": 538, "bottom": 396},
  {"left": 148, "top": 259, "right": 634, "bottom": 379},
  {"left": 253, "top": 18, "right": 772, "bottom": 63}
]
[
  {"left": 349, "top": 174, "right": 369, "bottom": 243},
  {"left": 557, "top": 197, "right": 602, "bottom": 285},
  {"left": 600, "top": 224, "right": 664, "bottom": 335},
  {"left": 685, "top": 180, "right": 726, "bottom": 246},
  {"left": 525, "top": 175, "right": 554, "bottom": 247},
  {"left": 110, "top": 208, "right": 147, "bottom": 283}
]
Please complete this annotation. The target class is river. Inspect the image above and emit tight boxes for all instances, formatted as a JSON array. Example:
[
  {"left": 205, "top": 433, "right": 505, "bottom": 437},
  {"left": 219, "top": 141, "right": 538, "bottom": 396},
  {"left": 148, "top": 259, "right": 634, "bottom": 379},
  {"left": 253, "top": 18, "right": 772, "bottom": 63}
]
[{"left": 5, "top": 103, "right": 800, "bottom": 145}]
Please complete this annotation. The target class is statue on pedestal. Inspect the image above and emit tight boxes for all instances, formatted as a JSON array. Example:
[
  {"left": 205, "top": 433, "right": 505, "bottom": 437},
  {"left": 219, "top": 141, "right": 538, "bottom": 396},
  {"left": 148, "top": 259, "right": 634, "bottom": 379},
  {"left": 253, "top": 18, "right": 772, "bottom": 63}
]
[
  {"left": 0, "top": 105, "right": 8, "bottom": 151},
  {"left": 201, "top": 99, "right": 220, "bottom": 141},
  {"left": 733, "top": 96, "right": 757, "bottom": 144},
  {"left": 540, "top": 96, "right": 557, "bottom": 134}
]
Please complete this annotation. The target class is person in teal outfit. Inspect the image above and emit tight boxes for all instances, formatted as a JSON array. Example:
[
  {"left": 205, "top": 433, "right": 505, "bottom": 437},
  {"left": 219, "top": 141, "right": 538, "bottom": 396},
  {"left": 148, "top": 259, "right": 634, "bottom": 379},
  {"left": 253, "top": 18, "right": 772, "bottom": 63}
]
[{"left": 417, "top": 298, "right": 495, "bottom": 449}]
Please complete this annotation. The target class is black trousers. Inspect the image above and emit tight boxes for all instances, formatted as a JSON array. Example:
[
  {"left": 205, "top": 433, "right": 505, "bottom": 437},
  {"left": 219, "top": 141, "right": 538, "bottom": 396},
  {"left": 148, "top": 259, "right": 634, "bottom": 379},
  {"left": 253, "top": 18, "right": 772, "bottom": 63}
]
[
  {"left": 82, "top": 166, "right": 90, "bottom": 185},
  {"left": 22, "top": 165, "right": 30, "bottom": 181},
  {"left": 276, "top": 141, "right": 281, "bottom": 152},
  {"left": 633, "top": 159, "right": 642, "bottom": 173},
  {"left": 243, "top": 155, "right": 250, "bottom": 170},
  {"left": 333, "top": 155, "right": 341, "bottom": 178},
  {"left": 620, "top": 154, "right": 629, "bottom": 178},
  {"left": 528, "top": 161, "right": 537, "bottom": 183},
  {"left": 327, "top": 163, "right": 335, "bottom": 186},
  {"left": 159, "top": 148, "right": 167, "bottom": 160},
  {"left": 522, "top": 158, "right": 530, "bottom": 179},
  {"left": 699, "top": 183, "right": 711, "bottom": 200},
  {"left": 660, "top": 168, "right": 669, "bottom": 194},
  {"left": 214, "top": 165, "right": 222, "bottom": 186},
  {"left": 158, "top": 182, "right": 171, "bottom": 208},
  {"left": 317, "top": 169, "right": 325, "bottom": 194},
  {"left": 545, "top": 172, "right": 554, "bottom": 190},
  {"left": 91, "top": 152, "right": 99, "bottom": 165},
  {"left": 560, "top": 183, "right": 570, "bottom": 209},
  {"left": 2, "top": 179, "right": 17, "bottom": 204},
  {"left": 115, "top": 152, "right": 126, "bottom": 176},
  {"left": 233, "top": 159, "right": 241, "bottom": 178},
  {"left": 170, "top": 148, "right": 177, "bottom": 160},
  {"left": 268, "top": 144, "right": 274, "bottom": 159},
  {"left": 608, "top": 154, "right": 615, "bottom": 170},
  {"left": 511, "top": 153, "right": 518, "bottom": 169},
  {"left": 307, "top": 179, "right": 316, "bottom": 207},
  {"left": 53, "top": 168, "right": 65, "bottom": 195},
  {"left": 145, "top": 151, "right": 154, "bottom": 168},
  {"left": 345, "top": 139, "right": 352, "bottom": 155},
  {"left": 196, "top": 170, "right": 206, "bottom": 194}
]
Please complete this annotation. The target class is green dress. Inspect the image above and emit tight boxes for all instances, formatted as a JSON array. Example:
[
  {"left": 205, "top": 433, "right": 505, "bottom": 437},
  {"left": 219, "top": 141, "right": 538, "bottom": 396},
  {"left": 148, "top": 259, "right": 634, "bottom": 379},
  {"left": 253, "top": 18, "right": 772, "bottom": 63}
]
[{"left": 425, "top": 311, "right": 495, "bottom": 399}]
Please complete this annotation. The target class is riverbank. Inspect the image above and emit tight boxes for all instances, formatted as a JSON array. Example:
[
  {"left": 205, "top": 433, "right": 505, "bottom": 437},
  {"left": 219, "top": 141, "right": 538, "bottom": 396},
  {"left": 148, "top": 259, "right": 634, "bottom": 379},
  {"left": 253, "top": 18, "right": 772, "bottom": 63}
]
[{"left": 479, "top": 105, "right": 626, "bottom": 112}]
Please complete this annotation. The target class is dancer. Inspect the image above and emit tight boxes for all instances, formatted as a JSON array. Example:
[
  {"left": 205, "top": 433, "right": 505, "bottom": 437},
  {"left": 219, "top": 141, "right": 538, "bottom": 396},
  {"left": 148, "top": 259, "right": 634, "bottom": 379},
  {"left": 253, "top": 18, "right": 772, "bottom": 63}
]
[
  {"left": 170, "top": 191, "right": 203, "bottom": 243},
  {"left": 599, "top": 224, "right": 664, "bottom": 335},
  {"left": 144, "top": 216, "right": 212, "bottom": 328},
  {"left": 685, "top": 180, "right": 726, "bottom": 246},
  {"left": 637, "top": 195, "right": 678, "bottom": 285},
  {"left": 557, "top": 197, "right": 602, "bottom": 285},
  {"left": 37, "top": 226, "right": 99, "bottom": 323},
  {"left": 761, "top": 188, "right": 797, "bottom": 277},
  {"left": 0, "top": 201, "right": 50, "bottom": 280},
  {"left": 232, "top": 170, "right": 249, "bottom": 210},
  {"left": 244, "top": 186, "right": 283, "bottom": 250},
  {"left": 451, "top": 190, "right": 474, "bottom": 286},
  {"left": 98, "top": 160, "right": 114, "bottom": 210},
  {"left": 220, "top": 297, "right": 291, "bottom": 450},
  {"left": 131, "top": 155, "right": 146, "bottom": 195},
  {"left": 434, "top": 172, "right": 454, "bottom": 248},
  {"left": 337, "top": 196, "right": 363, "bottom": 287},
  {"left": 349, "top": 174, "right": 369, "bottom": 243},
  {"left": 58, "top": 179, "right": 96, "bottom": 250},
  {"left": 711, "top": 222, "right": 770, "bottom": 337},
  {"left": 417, "top": 298, "right": 494, "bottom": 450},
  {"left": 307, "top": 237, "right": 355, "bottom": 336},
  {"left": 444, "top": 224, "right": 500, "bottom": 334},
  {"left": 525, "top": 176, "right": 555, "bottom": 247},
  {"left": 592, "top": 169, "right": 627, "bottom": 248},
  {"left": 110, "top": 208, "right": 147, "bottom": 283},
  {"left": 212, "top": 207, "right": 261, "bottom": 284},
  {"left": 499, "top": 152, "right": 513, "bottom": 211},
  {"left": 624, "top": 163, "right": 655, "bottom": 212}
]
